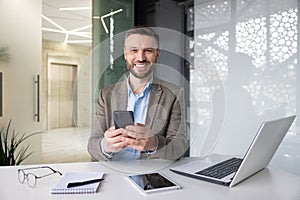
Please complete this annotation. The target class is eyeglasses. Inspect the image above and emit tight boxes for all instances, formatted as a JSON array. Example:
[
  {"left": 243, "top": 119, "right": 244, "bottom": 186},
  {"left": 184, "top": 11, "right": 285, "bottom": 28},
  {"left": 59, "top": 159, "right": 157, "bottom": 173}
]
[{"left": 18, "top": 166, "right": 62, "bottom": 188}]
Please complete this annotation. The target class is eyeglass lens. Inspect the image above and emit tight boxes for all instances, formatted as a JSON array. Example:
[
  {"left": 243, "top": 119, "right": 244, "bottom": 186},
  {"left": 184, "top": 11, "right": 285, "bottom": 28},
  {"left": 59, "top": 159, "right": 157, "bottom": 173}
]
[
  {"left": 18, "top": 170, "right": 37, "bottom": 188},
  {"left": 18, "top": 170, "right": 26, "bottom": 183},
  {"left": 26, "top": 173, "right": 37, "bottom": 188}
]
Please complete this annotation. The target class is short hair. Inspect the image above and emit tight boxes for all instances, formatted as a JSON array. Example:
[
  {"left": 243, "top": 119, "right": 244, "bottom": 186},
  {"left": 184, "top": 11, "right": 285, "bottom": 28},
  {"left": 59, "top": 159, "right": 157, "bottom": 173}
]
[{"left": 124, "top": 26, "right": 159, "bottom": 48}]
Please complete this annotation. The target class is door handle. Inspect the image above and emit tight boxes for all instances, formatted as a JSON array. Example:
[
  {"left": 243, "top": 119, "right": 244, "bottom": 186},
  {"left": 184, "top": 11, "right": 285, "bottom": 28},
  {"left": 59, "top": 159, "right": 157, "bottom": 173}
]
[{"left": 34, "top": 74, "right": 40, "bottom": 122}]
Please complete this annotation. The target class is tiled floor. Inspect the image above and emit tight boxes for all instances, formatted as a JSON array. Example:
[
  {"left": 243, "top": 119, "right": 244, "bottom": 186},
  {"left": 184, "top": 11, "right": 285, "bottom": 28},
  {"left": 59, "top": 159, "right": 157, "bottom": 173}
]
[{"left": 42, "top": 127, "right": 92, "bottom": 164}]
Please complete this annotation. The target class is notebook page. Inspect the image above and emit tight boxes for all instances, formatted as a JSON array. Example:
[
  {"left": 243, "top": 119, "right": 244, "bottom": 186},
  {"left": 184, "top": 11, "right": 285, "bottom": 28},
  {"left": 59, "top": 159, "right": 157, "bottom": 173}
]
[{"left": 51, "top": 172, "right": 104, "bottom": 194}]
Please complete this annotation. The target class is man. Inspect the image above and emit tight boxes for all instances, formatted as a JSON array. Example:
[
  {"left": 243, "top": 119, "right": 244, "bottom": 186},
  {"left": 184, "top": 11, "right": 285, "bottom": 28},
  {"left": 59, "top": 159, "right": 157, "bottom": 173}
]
[{"left": 88, "top": 26, "right": 188, "bottom": 161}]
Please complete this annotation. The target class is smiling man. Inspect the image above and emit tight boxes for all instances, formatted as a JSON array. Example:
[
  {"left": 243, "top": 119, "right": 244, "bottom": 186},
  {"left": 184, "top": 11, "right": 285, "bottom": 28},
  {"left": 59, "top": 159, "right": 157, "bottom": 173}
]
[{"left": 88, "top": 26, "right": 188, "bottom": 161}]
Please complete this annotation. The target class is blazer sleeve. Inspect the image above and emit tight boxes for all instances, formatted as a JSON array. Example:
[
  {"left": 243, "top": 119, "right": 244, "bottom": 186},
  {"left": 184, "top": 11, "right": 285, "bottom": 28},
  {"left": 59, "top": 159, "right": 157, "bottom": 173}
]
[
  {"left": 87, "top": 89, "right": 111, "bottom": 161},
  {"left": 146, "top": 86, "right": 188, "bottom": 160}
]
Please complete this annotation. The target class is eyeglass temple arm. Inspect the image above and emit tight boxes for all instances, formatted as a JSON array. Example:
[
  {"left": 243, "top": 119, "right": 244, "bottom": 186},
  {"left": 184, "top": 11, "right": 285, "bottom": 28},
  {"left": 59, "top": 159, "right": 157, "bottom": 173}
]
[{"left": 42, "top": 166, "right": 63, "bottom": 175}]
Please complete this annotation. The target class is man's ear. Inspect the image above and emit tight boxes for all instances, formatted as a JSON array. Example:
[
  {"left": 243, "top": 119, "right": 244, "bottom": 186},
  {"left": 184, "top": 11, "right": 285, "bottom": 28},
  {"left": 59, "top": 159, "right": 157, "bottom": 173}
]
[
  {"left": 156, "top": 49, "right": 161, "bottom": 60},
  {"left": 124, "top": 47, "right": 127, "bottom": 60}
]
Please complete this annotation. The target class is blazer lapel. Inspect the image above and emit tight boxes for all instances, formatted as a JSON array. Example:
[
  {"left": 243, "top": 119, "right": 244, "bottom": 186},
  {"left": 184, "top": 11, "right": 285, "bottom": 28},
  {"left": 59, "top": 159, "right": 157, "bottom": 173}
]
[
  {"left": 114, "top": 77, "right": 163, "bottom": 126},
  {"left": 146, "top": 80, "right": 163, "bottom": 128},
  {"left": 111, "top": 79, "right": 128, "bottom": 111}
]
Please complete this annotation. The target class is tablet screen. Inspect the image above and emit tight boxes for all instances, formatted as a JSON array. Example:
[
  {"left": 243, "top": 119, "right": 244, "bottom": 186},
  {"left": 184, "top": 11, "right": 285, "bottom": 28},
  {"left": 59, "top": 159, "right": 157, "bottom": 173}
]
[{"left": 128, "top": 173, "right": 180, "bottom": 193}]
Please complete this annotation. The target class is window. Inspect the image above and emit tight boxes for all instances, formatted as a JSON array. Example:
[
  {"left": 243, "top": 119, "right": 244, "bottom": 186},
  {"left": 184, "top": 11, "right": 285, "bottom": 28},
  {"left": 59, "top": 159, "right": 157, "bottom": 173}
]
[{"left": 189, "top": 0, "right": 299, "bottom": 175}]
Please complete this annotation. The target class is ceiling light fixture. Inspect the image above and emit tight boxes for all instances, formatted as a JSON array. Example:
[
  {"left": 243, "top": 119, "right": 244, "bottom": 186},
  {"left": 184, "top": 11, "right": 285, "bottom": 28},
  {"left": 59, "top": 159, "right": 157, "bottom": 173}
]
[
  {"left": 42, "top": 14, "right": 92, "bottom": 45},
  {"left": 66, "top": 40, "right": 92, "bottom": 44},
  {"left": 98, "top": 8, "right": 123, "bottom": 33},
  {"left": 59, "top": 7, "right": 92, "bottom": 11},
  {"left": 42, "top": 14, "right": 66, "bottom": 32}
]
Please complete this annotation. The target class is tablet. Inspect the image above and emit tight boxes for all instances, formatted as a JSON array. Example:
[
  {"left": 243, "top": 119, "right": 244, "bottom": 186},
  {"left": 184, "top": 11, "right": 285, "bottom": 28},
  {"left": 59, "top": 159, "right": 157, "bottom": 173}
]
[{"left": 126, "top": 172, "right": 181, "bottom": 194}]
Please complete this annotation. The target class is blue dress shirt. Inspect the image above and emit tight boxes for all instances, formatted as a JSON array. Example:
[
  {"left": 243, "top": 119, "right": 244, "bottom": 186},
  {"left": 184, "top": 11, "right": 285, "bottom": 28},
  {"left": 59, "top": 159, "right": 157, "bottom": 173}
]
[{"left": 110, "top": 76, "right": 159, "bottom": 160}]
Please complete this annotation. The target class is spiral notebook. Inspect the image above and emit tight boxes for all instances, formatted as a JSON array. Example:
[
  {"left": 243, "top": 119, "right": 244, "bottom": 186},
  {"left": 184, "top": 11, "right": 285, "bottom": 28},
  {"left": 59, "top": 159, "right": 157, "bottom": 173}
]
[{"left": 51, "top": 172, "right": 104, "bottom": 194}]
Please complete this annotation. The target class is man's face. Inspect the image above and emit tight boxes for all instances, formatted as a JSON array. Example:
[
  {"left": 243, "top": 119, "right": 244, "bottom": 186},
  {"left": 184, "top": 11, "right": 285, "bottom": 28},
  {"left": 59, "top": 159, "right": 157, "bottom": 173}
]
[{"left": 124, "top": 34, "right": 160, "bottom": 79}]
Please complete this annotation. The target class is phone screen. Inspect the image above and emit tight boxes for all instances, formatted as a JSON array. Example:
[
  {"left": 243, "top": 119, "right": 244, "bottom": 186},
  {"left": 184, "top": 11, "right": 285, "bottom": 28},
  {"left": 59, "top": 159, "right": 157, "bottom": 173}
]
[{"left": 113, "top": 111, "right": 134, "bottom": 129}]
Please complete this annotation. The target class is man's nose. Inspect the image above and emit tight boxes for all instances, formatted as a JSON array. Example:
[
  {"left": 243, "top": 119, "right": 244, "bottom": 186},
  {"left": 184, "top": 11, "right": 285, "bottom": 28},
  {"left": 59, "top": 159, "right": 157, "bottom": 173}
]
[{"left": 136, "top": 50, "right": 146, "bottom": 61}]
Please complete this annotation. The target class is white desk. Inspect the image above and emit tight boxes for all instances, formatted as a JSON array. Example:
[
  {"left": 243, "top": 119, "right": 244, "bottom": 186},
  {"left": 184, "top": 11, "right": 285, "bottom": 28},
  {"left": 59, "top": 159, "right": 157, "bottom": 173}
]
[{"left": 1, "top": 158, "right": 300, "bottom": 200}]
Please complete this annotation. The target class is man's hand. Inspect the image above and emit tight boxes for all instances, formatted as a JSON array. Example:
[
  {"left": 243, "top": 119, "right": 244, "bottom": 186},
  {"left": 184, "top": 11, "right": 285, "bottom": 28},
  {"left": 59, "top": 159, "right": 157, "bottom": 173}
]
[
  {"left": 123, "top": 125, "right": 157, "bottom": 152},
  {"left": 102, "top": 126, "right": 128, "bottom": 153}
]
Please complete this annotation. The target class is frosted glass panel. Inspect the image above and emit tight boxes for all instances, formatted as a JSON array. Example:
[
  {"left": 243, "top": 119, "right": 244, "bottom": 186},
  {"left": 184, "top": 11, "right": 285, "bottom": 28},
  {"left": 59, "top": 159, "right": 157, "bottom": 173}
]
[{"left": 191, "top": 0, "right": 299, "bottom": 175}]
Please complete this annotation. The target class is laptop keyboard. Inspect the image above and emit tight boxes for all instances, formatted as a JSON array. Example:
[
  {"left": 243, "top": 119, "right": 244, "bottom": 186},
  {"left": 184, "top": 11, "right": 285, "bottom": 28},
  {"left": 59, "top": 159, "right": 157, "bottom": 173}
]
[{"left": 195, "top": 157, "right": 243, "bottom": 179}]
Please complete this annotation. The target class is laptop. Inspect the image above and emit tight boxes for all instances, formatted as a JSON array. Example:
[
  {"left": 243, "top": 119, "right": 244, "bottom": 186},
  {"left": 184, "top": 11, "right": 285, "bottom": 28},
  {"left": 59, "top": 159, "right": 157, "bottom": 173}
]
[{"left": 170, "top": 115, "right": 296, "bottom": 187}]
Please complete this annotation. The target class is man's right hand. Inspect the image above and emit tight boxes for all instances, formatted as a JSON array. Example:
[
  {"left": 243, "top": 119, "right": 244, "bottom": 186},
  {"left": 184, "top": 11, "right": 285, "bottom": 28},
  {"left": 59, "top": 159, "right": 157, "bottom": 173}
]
[{"left": 102, "top": 126, "right": 128, "bottom": 153}]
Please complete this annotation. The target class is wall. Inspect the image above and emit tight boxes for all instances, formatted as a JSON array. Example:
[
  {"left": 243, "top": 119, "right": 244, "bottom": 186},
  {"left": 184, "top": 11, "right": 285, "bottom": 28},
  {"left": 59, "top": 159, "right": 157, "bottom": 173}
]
[
  {"left": 0, "top": 0, "right": 42, "bottom": 164},
  {"left": 42, "top": 40, "right": 91, "bottom": 130}
]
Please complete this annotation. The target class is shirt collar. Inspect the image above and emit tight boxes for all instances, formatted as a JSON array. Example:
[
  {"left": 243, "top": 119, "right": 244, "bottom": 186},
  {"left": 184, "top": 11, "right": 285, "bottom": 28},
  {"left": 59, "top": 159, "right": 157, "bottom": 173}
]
[{"left": 127, "top": 76, "right": 153, "bottom": 96}]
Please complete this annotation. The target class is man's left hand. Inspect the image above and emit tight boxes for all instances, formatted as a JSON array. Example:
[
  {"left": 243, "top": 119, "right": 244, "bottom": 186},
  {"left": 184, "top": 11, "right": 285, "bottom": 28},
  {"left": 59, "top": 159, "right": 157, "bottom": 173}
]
[{"left": 123, "top": 125, "right": 157, "bottom": 152}]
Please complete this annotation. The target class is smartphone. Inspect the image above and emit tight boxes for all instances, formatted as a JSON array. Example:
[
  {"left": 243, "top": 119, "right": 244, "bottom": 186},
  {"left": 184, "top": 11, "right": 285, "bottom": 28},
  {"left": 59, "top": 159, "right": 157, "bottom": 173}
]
[{"left": 113, "top": 111, "right": 134, "bottom": 129}]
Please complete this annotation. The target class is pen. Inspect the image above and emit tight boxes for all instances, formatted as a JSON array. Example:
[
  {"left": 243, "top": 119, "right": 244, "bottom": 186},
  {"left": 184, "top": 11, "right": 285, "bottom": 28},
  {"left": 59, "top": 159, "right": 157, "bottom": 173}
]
[{"left": 67, "top": 178, "right": 104, "bottom": 188}]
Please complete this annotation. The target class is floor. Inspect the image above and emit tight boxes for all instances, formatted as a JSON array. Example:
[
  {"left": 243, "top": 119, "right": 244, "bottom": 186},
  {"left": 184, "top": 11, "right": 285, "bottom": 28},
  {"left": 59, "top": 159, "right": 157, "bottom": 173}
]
[{"left": 42, "top": 127, "right": 92, "bottom": 164}]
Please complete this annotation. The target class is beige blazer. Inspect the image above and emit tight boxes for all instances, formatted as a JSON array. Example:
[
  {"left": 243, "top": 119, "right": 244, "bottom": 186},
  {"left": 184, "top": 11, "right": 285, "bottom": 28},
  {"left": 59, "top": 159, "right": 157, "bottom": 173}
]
[{"left": 88, "top": 77, "right": 188, "bottom": 161}]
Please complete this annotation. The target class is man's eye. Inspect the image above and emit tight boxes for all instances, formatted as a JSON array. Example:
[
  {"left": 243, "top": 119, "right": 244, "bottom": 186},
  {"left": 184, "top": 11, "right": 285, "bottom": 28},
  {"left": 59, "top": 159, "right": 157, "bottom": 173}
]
[
  {"left": 130, "top": 49, "right": 138, "bottom": 53},
  {"left": 144, "top": 49, "right": 154, "bottom": 53}
]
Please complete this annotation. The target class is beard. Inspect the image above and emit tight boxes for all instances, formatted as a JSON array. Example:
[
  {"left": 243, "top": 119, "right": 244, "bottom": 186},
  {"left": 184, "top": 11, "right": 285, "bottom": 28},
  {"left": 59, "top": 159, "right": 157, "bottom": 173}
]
[{"left": 126, "top": 61, "right": 155, "bottom": 79}]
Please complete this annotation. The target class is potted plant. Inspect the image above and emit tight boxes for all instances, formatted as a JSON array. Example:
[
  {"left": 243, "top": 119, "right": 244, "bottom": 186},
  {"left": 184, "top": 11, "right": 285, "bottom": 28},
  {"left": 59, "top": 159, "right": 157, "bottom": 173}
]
[{"left": 0, "top": 120, "right": 40, "bottom": 166}]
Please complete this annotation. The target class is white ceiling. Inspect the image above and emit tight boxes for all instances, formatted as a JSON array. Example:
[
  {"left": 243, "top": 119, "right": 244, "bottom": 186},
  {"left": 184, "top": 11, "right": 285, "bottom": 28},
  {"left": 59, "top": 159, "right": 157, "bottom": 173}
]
[{"left": 42, "top": 0, "right": 92, "bottom": 46}]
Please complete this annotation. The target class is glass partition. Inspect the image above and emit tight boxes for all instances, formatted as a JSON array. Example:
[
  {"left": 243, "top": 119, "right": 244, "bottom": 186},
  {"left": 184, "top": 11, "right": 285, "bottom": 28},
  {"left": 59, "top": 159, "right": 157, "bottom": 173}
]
[
  {"left": 92, "top": 0, "right": 134, "bottom": 128},
  {"left": 190, "top": 0, "right": 299, "bottom": 175}
]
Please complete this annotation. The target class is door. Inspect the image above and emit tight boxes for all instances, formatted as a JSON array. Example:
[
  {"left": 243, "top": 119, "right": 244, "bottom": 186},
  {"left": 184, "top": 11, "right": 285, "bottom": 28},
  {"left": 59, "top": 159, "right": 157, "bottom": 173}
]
[{"left": 48, "top": 63, "right": 77, "bottom": 129}]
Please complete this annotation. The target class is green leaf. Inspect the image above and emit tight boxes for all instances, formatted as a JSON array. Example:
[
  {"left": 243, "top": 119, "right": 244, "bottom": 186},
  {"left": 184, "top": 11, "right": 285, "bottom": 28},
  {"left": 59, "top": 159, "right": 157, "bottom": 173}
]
[{"left": 0, "top": 119, "right": 41, "bottom": 166}]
